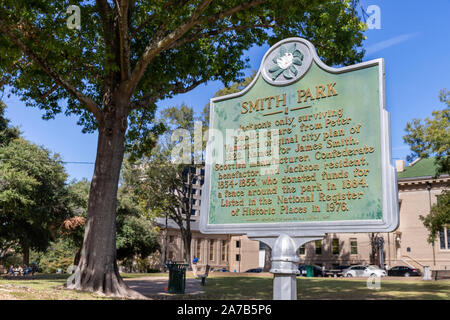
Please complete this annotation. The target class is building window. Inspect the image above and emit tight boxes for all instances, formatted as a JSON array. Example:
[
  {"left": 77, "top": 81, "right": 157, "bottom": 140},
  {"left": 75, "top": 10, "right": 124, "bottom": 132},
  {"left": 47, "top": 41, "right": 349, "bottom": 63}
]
[
  {"left": 315, "top": 240, "right": 322, "bottom": 255},
  {"left": 332, "top": 238, "right": 340, "bottom": 255},
  {"left": 439, "top": 227, "right": 450, "bottom": 250},
  {"left": 169, "top": 235, "right": 175, "bottom": 243},
  {"left": 298, "top": 245, "right": 305, "bottom": 255},
  {"left": 236, "top": 254, "right": 240, "bottom": 262},
  {"left": 350, "top": 238, "right": 358, "bottom": 254},
  {"left": 209, "top": 240, "right": 215, "bottom": 261},
  {"left": 236, "top": 240, "right": 241, "bottom": 248},
  {"left": 221, "top": 241, "right": 228, "bottom": 261}
]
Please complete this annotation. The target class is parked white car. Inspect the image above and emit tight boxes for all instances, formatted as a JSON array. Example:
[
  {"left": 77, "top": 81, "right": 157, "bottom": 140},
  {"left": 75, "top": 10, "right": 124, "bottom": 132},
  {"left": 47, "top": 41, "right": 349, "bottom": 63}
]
[{"left": 343, "top": 265, "right": 387, "bottom": 277}]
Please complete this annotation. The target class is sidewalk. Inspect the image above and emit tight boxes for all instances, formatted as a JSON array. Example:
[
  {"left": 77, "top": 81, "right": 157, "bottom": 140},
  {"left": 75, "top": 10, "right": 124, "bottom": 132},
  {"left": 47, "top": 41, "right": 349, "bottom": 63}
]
[{"left": 124, "top": 276, "right": 204, "bottom": 299}]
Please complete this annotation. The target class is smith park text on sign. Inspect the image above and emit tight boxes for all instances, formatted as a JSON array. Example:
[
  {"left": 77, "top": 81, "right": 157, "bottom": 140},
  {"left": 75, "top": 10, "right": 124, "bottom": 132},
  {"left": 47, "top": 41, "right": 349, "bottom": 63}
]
[{"left": 200, "top": 38, "right": 398, "bottom": 236}]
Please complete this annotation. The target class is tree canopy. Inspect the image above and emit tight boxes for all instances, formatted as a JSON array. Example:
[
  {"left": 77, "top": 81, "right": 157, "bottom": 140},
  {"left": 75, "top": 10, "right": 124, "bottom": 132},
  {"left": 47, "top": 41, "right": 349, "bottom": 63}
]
[{"left": 0, "top": 0, "right": 366, "bottom": 156}]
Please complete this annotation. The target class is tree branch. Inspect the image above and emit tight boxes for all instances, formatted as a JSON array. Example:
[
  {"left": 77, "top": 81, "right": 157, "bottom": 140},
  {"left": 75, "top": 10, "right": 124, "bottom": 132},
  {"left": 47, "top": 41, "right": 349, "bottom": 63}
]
[
  {"left": 0, "top": 20, "right": 103, "bottom": 122},
  {"left": 169, "top": 22, "right": 275, "bottom": 49},
  {"left": 115, "top": 0, "right": 131, "bottom": 81},
  {"left": 126, "top": 0, "right": 213, "bottom": 95},
  {"left": 204, "top": 0, "right": 268, "bottom": 25},
  {"left": 126, "top": 0, "right": 268, "bottom": 97},
  {"left": 130, "top": 0, "right": 191, "bottom": 40},
  {"left": 130, "top": 79, "right": 204, "bottom": 110}
]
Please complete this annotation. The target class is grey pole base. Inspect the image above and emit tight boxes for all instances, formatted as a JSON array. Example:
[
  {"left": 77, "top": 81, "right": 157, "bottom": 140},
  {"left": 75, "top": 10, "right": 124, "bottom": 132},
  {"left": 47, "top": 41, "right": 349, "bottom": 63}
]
[
  {"left": 273, "top": 274, "right": 297, "bottom": 300},
  {"left": 248, "top": 233, "right": 325, "bottom": 300}
]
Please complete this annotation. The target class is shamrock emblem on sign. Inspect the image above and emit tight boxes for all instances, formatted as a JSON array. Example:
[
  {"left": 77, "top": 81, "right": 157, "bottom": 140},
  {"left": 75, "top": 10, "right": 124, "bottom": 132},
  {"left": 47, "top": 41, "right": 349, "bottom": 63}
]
[{"left": 268, "top": 44, "right": 304, "bottom": 81}]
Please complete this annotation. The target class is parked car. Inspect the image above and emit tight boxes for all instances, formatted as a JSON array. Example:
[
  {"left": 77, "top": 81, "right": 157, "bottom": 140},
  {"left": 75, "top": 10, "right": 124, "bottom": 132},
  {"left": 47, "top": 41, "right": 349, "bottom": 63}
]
[
  {"left": 326, "top": 265, "right": 351, "bottom": 277},
  {"left": 388, "top": 266, "right": 421, "bottom": 277},
  {"left": 245, "top": 267, "right": 263, "bottom": 273},
  {"left": 298, "top": 265, "right": 324, "bottom": 277},
  {"left": 212, "top": 268, "right": 230, "bottom": 273},
  {"left": 343, "top": 265, "right": 387, "bottom": 277}
]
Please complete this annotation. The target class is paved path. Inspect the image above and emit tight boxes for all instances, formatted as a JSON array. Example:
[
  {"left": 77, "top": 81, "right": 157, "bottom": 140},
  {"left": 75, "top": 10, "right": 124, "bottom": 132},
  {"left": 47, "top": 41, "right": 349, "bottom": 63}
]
[{"left": 124, "top": 276, "right": 204, "bottom": 299}]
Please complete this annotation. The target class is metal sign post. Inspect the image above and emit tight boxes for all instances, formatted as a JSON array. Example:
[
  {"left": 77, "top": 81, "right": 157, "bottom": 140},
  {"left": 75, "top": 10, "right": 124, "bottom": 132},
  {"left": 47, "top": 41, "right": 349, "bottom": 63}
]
[
  {"left": 200, "top": 37, "right": 399, "bottom": 300},
  {"left": 249, "top": 233, "right": 324, "bottom": 300}
]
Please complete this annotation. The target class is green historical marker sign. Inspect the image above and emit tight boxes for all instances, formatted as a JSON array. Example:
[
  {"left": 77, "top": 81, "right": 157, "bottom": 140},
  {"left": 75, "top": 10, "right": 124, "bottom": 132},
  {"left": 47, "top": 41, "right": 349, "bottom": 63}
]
[{"left": 200, "top": 38, "right": 399, "bottom": 236}]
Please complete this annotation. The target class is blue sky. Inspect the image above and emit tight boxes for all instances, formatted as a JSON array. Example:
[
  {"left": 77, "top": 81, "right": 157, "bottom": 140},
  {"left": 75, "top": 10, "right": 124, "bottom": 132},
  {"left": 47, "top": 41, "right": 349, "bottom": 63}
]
[{"left": 3, "top": 0, "right": 449, "bottom": 181}]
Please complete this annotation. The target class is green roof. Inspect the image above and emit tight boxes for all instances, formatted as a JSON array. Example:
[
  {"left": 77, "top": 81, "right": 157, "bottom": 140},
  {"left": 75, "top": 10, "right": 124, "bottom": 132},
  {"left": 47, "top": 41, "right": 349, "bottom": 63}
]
[{"left": 397, "top": 157, "right": 440, "bottom": 179}]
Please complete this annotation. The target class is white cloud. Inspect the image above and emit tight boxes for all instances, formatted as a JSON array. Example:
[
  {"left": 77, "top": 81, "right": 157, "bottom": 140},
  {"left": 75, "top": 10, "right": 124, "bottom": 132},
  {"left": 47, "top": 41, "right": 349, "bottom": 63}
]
[{"left": 365, "top": 32, "right": 422, "bottom": 56}]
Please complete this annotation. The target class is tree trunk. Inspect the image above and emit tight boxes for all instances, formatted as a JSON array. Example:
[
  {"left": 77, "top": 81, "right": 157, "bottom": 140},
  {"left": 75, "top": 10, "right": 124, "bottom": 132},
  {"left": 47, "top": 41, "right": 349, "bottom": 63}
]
[
  {"left": 66, "top": 106, "right": 144, "bottom": 299},
  {"left": 73, "top": 247, "right": 81, "bottom": 266},
  {"left": 22, "top": 245, "right": 30, "bottom": 266},
  {"left": 183, "top": 232, "right": 192, "bottom": 267},
  {"left": 263, "top": 244, "right": 271, "bottom": 272}
]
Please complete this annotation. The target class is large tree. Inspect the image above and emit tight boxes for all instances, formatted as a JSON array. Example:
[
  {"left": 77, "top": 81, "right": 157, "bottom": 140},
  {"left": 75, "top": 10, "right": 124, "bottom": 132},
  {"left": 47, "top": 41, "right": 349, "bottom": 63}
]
[
  {"left": 0, "top": 0, "right": 366, "bottom": 296},
  {"left": 0, "top": 138, "right": 70, "bottom": 266}
]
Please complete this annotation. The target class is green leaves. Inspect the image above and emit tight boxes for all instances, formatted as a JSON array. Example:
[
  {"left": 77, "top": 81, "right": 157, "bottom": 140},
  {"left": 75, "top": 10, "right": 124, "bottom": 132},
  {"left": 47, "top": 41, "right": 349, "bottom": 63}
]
[
  {"left": 0, "top": 137, "right": 70, "bottom": 252},
  {"left": 403, "top": 89, "right": 450, "bottom": 175},
  {"left": 420, "top": 190, "right": 450, "bottom": 244}
]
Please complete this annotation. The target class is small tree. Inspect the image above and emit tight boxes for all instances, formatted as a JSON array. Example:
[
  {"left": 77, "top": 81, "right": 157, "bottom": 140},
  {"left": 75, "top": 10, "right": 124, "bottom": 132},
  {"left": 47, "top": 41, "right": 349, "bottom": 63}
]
[
  {"left": 129, "top": 158, "right": 201, "bottom": 266},
  {"left": 116, "top": 186, "right": 160, "bottom": 267},
  {"left": 403, "top": 89, "right": 450, "bottom": 175},
  {"left": 62, "top": 179, "right": 90, "bottom": 266},
  {"left": 420, "top": 190, "right": 450, "bottom": 245}
]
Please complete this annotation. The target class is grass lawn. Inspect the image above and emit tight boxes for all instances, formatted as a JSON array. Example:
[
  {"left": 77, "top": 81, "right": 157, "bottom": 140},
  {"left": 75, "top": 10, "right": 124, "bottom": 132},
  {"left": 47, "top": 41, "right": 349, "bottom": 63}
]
[
  {"left": 0, "top": 272, "right": 171, "bottom": 300},
  {"left": 0, "top": 274, "right": 114, "bottom": 300},
  {"left": 0, "top": 273, "right": 448, "bottom": 300},
  {"left": 202, "top": 275, "right": 450, "bottom": 300}
]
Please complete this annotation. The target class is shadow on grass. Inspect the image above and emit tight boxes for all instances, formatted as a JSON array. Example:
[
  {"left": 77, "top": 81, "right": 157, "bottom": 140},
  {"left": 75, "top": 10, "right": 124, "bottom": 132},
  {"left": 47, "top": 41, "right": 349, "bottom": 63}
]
[
  {"left": 201, "top": 277, "right": 450, "bottom": 300},
  {"left": 298, "top": 278, "right": 450, "bottom": 300}
]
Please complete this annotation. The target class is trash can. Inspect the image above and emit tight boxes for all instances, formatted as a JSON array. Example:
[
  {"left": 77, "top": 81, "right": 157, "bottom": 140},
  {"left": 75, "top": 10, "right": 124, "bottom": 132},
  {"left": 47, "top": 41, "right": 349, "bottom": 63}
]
[
  {"left": 167, "top": 263, "right": 188, "bottom": 294},
  {"left": 306, "top": 265, "right": 314, "bottom": 277}
]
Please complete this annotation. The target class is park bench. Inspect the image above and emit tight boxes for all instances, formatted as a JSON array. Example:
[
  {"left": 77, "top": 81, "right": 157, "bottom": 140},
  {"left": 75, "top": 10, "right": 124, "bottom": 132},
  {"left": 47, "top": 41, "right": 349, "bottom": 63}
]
[{"left": 198, "top": 264, "right": 210, "bottom": 286}]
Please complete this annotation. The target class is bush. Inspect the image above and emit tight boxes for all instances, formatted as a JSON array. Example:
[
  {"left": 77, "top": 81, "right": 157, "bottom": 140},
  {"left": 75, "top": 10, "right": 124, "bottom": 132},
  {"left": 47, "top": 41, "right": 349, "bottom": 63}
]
[{"left": 33, "top": 238, "right": 77, "bottom": 273}]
